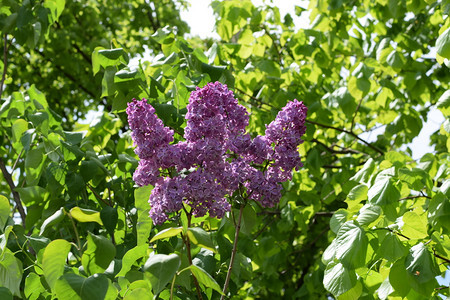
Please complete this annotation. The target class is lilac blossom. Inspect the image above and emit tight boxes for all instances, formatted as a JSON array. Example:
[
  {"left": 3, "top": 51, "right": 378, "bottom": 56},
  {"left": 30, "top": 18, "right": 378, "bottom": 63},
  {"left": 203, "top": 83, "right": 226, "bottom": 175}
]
[{"left": 127, "top": 82, "right": 308, "bottom": 225}]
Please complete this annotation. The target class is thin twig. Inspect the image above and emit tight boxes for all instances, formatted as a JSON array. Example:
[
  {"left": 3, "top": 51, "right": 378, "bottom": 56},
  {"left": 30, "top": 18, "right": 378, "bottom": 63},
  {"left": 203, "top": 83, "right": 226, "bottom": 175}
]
[
  {"left": 86, "top": 183, "right": 110, "bottom": 206},
  {"left": 0, "top": 158, "right": 26, "bottom": 226},
  {"left": 67, "top": 211, "right": 82, "bottom": 250},
  {"left": 433, "top": 251, "right": 450, "bottom": 264},
  {"left": 221, "top": 204, "right": 245, "bottom": 299},
  {"left": 351, "top": 98, "right": 363, "bottom": 131},
  {"left": 399, "top": 195, "right": 431, "bottom": 201},
  {"left": 306, "top": 120, "right": 384, "bottom": 155},
  {"left": 373, "top": 227, "right": 410, "bottom": 240}
]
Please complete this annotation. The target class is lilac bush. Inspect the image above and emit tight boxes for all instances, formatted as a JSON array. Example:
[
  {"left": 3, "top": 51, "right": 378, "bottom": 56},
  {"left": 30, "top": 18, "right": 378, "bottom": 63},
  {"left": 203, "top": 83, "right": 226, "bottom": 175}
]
[{"left": 127, "top": 82, "right": 308, "bottom": 225}]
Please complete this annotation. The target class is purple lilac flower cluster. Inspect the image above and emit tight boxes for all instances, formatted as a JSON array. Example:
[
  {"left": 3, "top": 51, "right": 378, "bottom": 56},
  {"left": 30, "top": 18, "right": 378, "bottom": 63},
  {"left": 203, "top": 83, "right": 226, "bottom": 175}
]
[{"left": 127, "top": 82, "right": 307, "bottom": 225}]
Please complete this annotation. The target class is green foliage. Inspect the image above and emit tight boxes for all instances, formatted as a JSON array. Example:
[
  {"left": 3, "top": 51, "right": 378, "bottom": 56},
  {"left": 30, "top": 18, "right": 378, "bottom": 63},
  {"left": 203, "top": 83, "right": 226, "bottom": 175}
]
[{"left": 0, "top": 0, "right": 449, "bottom": 299}]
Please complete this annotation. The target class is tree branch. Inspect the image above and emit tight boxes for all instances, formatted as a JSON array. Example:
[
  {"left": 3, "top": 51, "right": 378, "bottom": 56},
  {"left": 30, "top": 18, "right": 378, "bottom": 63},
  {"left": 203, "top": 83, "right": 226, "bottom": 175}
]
[
  {"left": 306, "top": 120, "right": 384, "bottom": 155},
  {"left": 0, "top": 158, "right": 26, "bottom": 226}
]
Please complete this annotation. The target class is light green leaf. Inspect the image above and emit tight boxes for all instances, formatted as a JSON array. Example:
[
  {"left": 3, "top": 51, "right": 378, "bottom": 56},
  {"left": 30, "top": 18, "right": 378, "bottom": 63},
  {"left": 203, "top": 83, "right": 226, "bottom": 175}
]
[
  {"left": 11, "top": 119, "right": 28, "bottom": 145},
  {"left": 323, "top": 262, "right": 357, "bottom": 297},
  {"left": 150, "top": 227, "right": 183, "bottom": 243},
  {"left": 54, "top": 273, "right": 112, "bottom": 300},
  {"left": 334, "top": 221, "right": 368, "bottom": 268},
  {"left": 0, "top": 249, "right": 22, "bottom": 297},
  {"left": 356, "top": 204, "right": 381, "bottom": 226},
  {"left": 39, "top": 207, "right": 65, "bottom": 235},
  {"left": 350, "top": 159, "right": 375, "bottom": 183},
  {"left": 187, "top": 227, "right": 216, "bottom": 252},
  {"left": 0, "top": 196, "right": 10, "bottom": 231},
  {"left": 182, "top": 265, "right": 224, "bottom": 295},
  {"left": 436, "top": 27, "right": 450, "bottom": 59},
  {"left": 116, "top": 245, "right": 148, "bottom": 277},
  {"left": 436, "top": 90, "right": 450, "bottom": 116},
  {"left": 42, "top": 239, "right": 71, "bottom": 290},
  {"left": 402, "top": 211, "right": 428, "bottom": 240},
  {"left": 81, "top": 232, "right": 116, "bottom": 275},
  {"left": 134, "top": 186, "right": 153, "bottom": 246},
  {"left": 24, "top": 273, "right": 45, "bottom": 300},
  {"left": 143, "top": 254, "right": 180, "bottom": 295},
  {"left": 368, "top": 177, "right": 400, "bottom": 206},
  {"left": 70, "top": 207, "right": 103, "bottom": 225},
  {"left": 44, "top": 0, "right": 66, "bottom": 24},
  {"left": 330, "top": 209, "right": 348, "bottom": 234}
]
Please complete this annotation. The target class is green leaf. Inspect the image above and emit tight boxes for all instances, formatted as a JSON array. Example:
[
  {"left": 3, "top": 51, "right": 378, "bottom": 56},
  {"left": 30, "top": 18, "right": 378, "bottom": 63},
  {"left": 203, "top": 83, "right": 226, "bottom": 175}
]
[
  {"left": 389, "top": 257, "right": 411, "bottom": 297},
  {"left": 92, "top": 47, "right": 124, "bottom": 75},
  {"left": 405, "top": 243, "right": 440, "bottom": 283},
  {"left": 330, "top": 209, "right": 348, "bottom": 234},
  {"left": 182, "top": 265, "right": 224, "bottom": 295},
  {"left": 428, "top": 192, "right": 450, "bottom": 232},
  {"left": 356, "top": 204, "right": 381, "bottom": 226},
  {"left": 436, "top": 27, "right": 450, "bottom": 59},
  {"left": 386, "top": 50, "right": 405, "bottom": 68},
  {"left": 11, "top": 119, "right": 28, "bottom": 145},
  {"left": 116, "top": 245, "right": 148, "bottom": 277},
  {"left": 368, "top": 177, "right": 400, "bottom": 206},
  {"left": 0, "top": 196, "right": 10, "bottom": 231},
  {"left": 54, "top": 273, "right": 112, "bottom": 300},
  {"left": 15, "top": 186, "right": 48, "bottom": 205},
  {"left": 323, "top": 262, "right": 357, "bottom": 297},
  {"left": 143, "top": 254, "right": 180, "bottom": 295},
  {"left": 70, "top": 207, "right": 103, "bottom": 225},
  {"left": 100, "top": 206, "right": 118, "bottom": 235},
  {"left": 350, "top": 159, "right": 375, "bottom": 184},
  {"left": 134, "top": 186, "right": 153, "bottom": 246},
  {"left": 81, "top": 232, "right": 116, "bottom": 275},
  {"left": 436, "top": 90, "right": 450, "bottom": 116},
  {"left": 150, "top": 227, "right": 183, "bottom": 243},
  {"left": 39, "top": 207, "right": 65, "bottom": 235},
  {"left": 348, "top": 184, "right": 368, "bottom": 202},
  {"left": 379, "top": 232, "right": 407, "bottom": 262},
  {"left": 44, "top": 0, "right": 66, "bottom": 24},
  {"left": 42, "top": 239, "right": 71, "bottom": 290},
  {"left": 187, "top": 227, "right": 216, "bottom": 252},
  {"left": 240, "top": 204, "right": 257, "bottom": 235},
  {"left": 334, "top": 221, "right": 368, "bottom": 268},
  {"left": 24, "top": 273, "right": 45, "bottom": 300},
  {"left": 0, "top": 248, "right": 22, "bottom": 297},
  {"left": 402, "top": 211, "right": 428, "bottom": 240}
]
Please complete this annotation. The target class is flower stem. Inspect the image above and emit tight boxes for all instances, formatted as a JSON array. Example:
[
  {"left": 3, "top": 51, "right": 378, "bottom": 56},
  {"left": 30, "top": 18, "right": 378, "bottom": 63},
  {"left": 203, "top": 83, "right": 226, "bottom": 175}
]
[
  {"left": 182, "top": 211, "right": 204, "bottom": 300},
  {"left": 221, "top": 204, "right": 245, "bottom": 299}
]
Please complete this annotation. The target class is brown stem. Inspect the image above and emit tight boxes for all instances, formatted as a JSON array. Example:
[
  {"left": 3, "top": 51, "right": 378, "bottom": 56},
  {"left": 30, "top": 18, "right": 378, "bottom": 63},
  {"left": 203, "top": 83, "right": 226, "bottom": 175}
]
[
  {"left": 86, "top": 183, "right": 110, "bottom": 206},
  {"left": 0, "top": 158, "right": 26, "bottom": 226},
  {"left": 221, "top": 204, "right": 245, "bottom": 299},
  {"left": 182, "top": 211, "right": 203, "bottom": 300}
]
